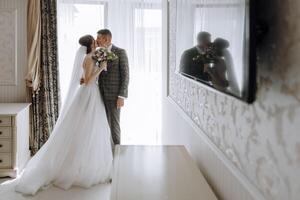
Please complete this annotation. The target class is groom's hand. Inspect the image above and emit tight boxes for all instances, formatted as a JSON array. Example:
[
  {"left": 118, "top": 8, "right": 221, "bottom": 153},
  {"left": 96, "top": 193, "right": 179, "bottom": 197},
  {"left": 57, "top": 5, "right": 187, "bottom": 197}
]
[{"left": 117, "top": 97, "right": 125, "bottom": 109}]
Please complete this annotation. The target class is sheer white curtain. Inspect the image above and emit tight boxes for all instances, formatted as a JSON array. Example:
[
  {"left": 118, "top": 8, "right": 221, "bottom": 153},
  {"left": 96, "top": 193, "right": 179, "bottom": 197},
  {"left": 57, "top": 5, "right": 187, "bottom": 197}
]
[
  {"left": 107, "top": 0, "right": 162, "bottom": 145},
  {"left": 175, "top": 0, "right": 195, "bottom": 71},
  {"left": 57, "top": 0, "right": 162, "bottom": 145},
  {"left": 57, "top": 0, "right": 105, "bottom": 104}
]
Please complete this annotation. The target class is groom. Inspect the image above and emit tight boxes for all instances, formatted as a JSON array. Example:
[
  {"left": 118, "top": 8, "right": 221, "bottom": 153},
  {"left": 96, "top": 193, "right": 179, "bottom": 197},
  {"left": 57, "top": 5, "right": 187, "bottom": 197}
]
[
  {"left": 97, "top": 29, "right": 129, "bottom": 145},
  {"left": 82, "top": 29, "right": 129, "bottom": 145}
]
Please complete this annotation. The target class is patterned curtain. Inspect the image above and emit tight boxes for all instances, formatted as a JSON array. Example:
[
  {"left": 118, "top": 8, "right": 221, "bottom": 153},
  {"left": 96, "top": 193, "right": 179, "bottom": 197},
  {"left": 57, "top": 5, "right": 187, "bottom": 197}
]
[{"left": 30, "top": 0, "right": 60, "bottom": 155}]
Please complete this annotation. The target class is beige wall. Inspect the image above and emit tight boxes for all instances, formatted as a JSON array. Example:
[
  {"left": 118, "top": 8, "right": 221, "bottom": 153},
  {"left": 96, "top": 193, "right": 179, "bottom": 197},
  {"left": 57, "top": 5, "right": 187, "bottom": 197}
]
[
  {"left": 0, "top": 0, "right": 27, "bottom": 102},
  {"left": 162, "top": 1, "right": 300, "bottom": 200}
]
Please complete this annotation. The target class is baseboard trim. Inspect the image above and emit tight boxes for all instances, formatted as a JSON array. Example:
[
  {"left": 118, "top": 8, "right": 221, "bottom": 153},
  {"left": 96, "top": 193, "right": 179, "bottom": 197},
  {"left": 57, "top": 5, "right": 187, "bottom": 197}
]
[{"left": 166, "top": 96, "right": 266, "bottom": 200}]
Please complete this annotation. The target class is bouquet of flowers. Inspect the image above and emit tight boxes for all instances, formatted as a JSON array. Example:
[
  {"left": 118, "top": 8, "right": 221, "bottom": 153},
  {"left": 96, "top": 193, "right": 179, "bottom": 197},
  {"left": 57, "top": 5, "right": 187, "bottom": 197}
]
[
  {"left": 193, "top": 43, "right": 218, "bottom": 64},
  {"left": 92, "top": 47, "right": 118, "bottom": 70}
]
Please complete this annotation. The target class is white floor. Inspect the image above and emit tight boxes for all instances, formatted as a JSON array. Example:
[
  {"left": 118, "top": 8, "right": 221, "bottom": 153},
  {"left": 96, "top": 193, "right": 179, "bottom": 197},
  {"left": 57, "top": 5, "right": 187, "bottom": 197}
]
[{"left": 0, "top": 178, "right": 111, "bottom": 200}]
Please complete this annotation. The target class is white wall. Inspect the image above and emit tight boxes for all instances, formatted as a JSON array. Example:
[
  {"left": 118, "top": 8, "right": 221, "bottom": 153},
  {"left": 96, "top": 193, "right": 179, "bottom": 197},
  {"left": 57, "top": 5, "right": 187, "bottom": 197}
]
[{"left": 0, "top": 0, "right": 27, "bottom": 102}]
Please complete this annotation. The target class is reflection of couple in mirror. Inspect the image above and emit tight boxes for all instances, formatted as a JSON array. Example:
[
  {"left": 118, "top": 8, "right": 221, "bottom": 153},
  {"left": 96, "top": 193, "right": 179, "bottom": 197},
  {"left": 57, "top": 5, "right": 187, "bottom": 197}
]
[{"left": 179, "top": 31, "right": 239, "bottom": 94}]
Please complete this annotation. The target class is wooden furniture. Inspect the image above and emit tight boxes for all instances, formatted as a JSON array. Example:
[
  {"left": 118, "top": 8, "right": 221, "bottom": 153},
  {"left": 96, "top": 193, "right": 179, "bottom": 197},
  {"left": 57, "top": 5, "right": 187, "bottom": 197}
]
[
  {"left": 0, "top": 103, "right": 31, "bottom": 178},
  {"left": 111, "top": 145, "right": 218, "bottom": 200}
]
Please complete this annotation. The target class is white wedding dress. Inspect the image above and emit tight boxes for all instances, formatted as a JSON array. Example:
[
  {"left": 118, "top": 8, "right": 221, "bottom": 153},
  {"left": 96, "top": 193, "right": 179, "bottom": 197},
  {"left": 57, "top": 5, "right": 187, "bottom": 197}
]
[{"left": 7, "top": 46, "right": 113, "bottom": 195}]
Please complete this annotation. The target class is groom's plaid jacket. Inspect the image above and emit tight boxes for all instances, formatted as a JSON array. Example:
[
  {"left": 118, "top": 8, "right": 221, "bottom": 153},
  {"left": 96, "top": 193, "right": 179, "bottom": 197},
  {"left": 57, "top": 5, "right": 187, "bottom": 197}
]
[{"left": 98, "top": 45, "right": 129, "bottom": 101}]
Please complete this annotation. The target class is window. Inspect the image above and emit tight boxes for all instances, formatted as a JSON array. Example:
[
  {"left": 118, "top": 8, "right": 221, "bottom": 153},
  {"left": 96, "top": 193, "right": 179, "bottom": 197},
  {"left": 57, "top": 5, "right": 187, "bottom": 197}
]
[
  {"left": 57, "top": 0, "right": 162, "bottom": 145},
  {"left": 57, "top": 1, "right": 105, "bottom": 103},
  {"left": 121, "top": 8, "right": 162, "bottom": 145}
]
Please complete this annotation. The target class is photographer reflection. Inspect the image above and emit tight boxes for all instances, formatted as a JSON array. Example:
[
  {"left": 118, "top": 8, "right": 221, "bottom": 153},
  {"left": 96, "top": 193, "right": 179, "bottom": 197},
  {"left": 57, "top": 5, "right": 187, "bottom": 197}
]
[
  {"left": 203, "top": 38, "right": 229, "bottom": 91},
  {"left": 179, "top": 32, "right": 211, "bottom": 81},
  {"left": 204, "top": 38, "right": 239, "bottom": 94}
]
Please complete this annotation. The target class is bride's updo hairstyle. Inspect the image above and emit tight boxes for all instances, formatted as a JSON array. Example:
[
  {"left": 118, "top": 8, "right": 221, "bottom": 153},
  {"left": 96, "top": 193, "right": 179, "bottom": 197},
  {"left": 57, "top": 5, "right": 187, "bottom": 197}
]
[{"left": 79, "top": 35, "right": 94, "bottom": 54}]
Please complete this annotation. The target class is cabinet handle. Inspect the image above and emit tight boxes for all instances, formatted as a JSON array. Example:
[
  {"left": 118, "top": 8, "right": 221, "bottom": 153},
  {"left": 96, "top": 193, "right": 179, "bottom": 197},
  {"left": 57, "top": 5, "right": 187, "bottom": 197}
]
[
  {"left": 0, "top": 159, "right": 2, "bottom": 163},
  {"left": 0, "top": 131, "right": 2, "bottom": 135},
  {"left": 0, "top": 144, "right": 2, "bottom": 148},
  {"left": 0, "top": 120, "right": 2, "bottom": 123}
]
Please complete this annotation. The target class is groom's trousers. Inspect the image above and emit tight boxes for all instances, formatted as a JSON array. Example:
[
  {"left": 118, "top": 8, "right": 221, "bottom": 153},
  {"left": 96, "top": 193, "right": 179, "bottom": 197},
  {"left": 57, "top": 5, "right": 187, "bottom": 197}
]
[{"left": 104, "top": 100, "right": 121, "bottom": 145}]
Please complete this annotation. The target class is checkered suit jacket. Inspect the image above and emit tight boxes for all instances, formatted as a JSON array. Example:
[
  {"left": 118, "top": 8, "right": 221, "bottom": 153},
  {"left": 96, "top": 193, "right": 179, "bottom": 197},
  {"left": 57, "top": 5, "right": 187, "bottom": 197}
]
[{"left": 98, "top": 45, "right": 129, "bottom": 101}]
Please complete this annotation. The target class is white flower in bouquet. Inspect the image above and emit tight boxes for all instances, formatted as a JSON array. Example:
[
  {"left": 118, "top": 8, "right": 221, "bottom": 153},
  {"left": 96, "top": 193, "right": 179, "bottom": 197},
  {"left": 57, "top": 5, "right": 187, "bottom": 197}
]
[{"left": 92, "top": 47, "right": 118, "bottom": 71}]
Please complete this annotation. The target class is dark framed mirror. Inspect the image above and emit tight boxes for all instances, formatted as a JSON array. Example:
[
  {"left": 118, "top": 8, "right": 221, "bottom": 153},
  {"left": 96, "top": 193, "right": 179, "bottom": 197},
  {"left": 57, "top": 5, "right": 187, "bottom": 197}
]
[{"left": 174, "top": 0, "right": 256, "bottom": 103}]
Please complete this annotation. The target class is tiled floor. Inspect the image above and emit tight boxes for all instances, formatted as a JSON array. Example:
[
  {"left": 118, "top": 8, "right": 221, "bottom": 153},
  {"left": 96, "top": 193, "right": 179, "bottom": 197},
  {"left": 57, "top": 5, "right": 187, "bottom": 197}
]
[{"left": 0, "top": 178, "right": 111, "bottom": 200}]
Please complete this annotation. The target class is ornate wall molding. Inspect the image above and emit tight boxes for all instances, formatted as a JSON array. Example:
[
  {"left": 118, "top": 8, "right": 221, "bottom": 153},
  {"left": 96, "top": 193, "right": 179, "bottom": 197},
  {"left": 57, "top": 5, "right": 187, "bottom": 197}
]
[{"left": 0, "top": 9, "right": 17, "bottom": 86}]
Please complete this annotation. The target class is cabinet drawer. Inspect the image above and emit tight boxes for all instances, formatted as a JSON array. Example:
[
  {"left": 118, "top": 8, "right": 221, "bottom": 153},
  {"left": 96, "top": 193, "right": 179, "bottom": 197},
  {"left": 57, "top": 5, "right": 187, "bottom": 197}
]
[
  {"left": 0, "top": 127, "right": 12, "bottom": 138},
  {"left": 0, "top": 153, "right": 11, "bottom": 168},
  {"left": 0, "top": 140, "right": 11, "bottom": 153},
  {"left": 0, "top": 116, "right": 11, "bottom": 127}
]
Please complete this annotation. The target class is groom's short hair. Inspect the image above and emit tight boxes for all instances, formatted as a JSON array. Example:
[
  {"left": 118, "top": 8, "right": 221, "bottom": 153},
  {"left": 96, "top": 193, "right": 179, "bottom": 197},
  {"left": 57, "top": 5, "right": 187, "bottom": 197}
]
[{"left": 97, "top": 29, "right": 112, "bottom": 37}]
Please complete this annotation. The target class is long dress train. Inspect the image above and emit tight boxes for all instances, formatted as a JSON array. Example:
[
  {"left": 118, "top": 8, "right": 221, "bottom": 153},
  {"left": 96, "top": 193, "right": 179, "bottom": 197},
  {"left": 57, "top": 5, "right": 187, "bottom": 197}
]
[{"left": 13, "top": 47, "right": 113, "bottom": 195}]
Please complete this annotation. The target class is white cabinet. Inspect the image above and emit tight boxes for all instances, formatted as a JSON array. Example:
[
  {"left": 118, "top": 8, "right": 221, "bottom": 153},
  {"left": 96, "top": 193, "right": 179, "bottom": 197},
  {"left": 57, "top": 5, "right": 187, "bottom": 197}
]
[{"left": 0, "top": 103, "right": 31, "bottom": 177}]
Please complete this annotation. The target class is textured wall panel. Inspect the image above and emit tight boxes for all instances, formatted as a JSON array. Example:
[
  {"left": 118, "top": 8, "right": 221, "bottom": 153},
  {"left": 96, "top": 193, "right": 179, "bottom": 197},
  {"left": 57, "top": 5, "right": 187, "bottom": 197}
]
[
  {"left": 0, "top": 9, "right": 17, "bottom": 85},
  {"left": 0, "top": 0, "right": 27, "bottom": 102}
]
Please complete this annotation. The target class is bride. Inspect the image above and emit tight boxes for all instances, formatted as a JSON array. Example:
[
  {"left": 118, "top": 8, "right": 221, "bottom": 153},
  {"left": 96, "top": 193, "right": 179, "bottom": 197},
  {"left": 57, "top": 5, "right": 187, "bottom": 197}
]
[{"left": 14, "top": 35, "right": 113, "bottom": 195}]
